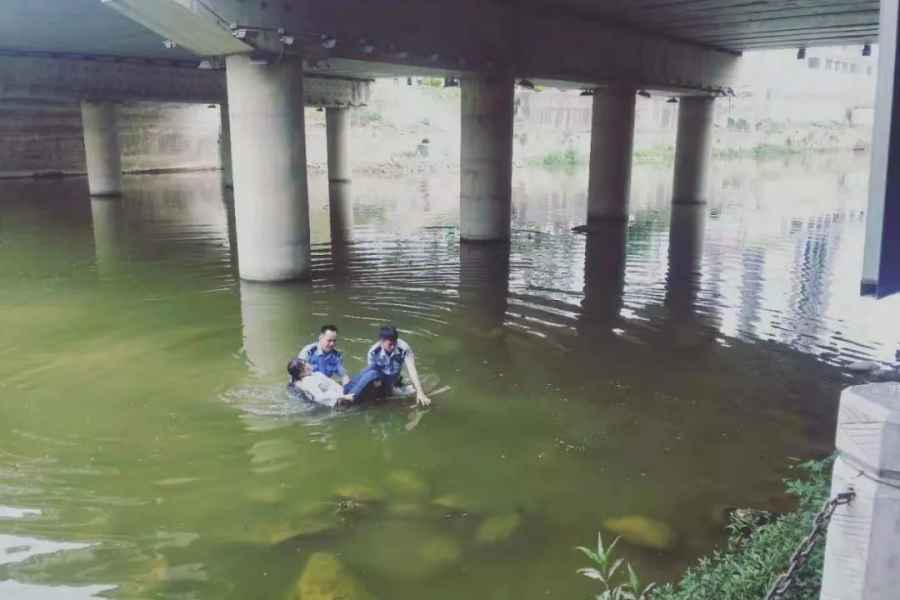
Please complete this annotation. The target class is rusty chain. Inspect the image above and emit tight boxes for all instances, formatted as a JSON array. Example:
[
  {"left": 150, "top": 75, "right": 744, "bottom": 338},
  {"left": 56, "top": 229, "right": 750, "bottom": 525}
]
[{"left": 764, "top": 490, "right": 855, "bottom": 600}]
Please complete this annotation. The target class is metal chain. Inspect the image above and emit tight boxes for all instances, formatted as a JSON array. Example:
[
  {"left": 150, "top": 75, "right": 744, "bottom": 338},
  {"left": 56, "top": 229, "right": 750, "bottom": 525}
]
[{"left": 764, "top": 490, "right": 855, "bottom": 600}]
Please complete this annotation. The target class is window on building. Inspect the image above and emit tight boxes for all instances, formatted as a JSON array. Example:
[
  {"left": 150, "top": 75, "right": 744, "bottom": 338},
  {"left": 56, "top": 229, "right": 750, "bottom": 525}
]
[
  {"left": 808, "top": 57, "right": 821, "bottom": 69},
  {"left": 825, "top": 59, "right": 834, "bottom": 71},
  {"left": 842, "top": 62, "right": 849, "bottom": 72},
  {"left": 850, "top": 63, "right": 858, "bottom": 73}
]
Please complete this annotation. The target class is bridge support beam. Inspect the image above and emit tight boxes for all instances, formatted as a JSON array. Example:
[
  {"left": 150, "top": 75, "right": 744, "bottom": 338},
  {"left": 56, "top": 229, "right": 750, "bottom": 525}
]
[
  {"left": 862, "top": 0, "right": 900, "bottom": 297},
  {"left": 81, "top": 100, "right": 123, "bottom": 197},
  {"left": 326, "top": 107, "right": 352, "bottom": 183},
  {"left": 460, "top": 76, "right": 515, "bottom": 242},
  {"left": 226, "top": 54, "right": 310, "bottom": 282},
  {"left": 672, "top": 96, "right": 716, "bottom": 205},
  {"left": 586, "top": 87, "right": 636, "bottom": 224}
]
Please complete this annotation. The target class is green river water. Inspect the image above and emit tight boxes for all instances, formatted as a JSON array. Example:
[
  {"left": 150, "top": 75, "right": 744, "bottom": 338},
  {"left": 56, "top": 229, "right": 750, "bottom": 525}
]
[{"left": 0, "top": 153, "right": 898, "bottom": 599}]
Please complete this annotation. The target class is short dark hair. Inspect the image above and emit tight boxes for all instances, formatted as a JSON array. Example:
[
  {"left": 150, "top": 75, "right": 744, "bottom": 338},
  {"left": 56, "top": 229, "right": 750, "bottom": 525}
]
[
  {"left": 287, "top": 358, "right": 309, "bottom": 382},
  {"left": 379, "top": 324, "right": 399, "bottom": 342},
  {"left": 321, "top": 324, "right": 338, "bottom": 334}
]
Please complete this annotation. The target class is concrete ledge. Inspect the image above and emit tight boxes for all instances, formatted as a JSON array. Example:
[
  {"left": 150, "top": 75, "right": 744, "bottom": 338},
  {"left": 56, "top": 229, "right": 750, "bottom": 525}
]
[{"left": 0, "top": 55, "right": 372, "bottom": 107}]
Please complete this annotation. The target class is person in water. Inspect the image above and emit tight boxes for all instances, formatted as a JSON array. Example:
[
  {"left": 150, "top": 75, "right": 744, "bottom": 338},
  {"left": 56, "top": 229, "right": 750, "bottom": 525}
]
[
  {"left": 298, "top": 324, "right": 350, "bottom": 387},
  {"left": 343, "top": 324, "right": 432, "bottom": 406},
  {"left": 288, "top": 358, "right": 355, "bottom": 407}
]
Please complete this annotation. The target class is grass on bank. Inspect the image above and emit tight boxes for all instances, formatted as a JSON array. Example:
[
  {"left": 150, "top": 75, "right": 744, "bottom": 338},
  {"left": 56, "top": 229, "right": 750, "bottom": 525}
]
[
  {"left": 579, "top": 458, "right": 833, "bottom": 600},
  {"left": 527, "top": 143, "right": 810, "bottom": 169}
]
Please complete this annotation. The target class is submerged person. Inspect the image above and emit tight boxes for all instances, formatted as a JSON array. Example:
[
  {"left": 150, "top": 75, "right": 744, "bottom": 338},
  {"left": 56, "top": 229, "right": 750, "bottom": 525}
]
[
  {"left": 343, "top": 324, "right": 432, "bottom": 407},
  {"left": 298, "top": 324, "right": 350, "bottom": 387},
  {"left": 288, "top": 358, "right": 355, "bottom": 408}
]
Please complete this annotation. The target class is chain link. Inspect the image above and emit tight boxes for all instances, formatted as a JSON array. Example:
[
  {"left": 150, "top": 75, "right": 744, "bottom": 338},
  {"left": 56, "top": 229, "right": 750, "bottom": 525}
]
[{"left": 764, "top": 490, "right": 855, "bottom": 600}]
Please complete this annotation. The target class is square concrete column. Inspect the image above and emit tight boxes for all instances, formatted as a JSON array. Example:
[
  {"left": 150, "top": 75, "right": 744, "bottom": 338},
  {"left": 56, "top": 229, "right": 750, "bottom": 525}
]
[
  {"left": 862, "top": 0, "right": 900, "bottom": 297},
  {"left": 326, "top": 107, "right": 351, "bottom": 183},
  {"left": 460, "top": 76, "right": 515, "bottom": 242},
  {"left": 81, "top": 100, "right": 123, "bottom": 197},
  {"left": 219, "top": 103, "right": 233, "bottom": 188},
  {"left": 226, "top": 54, "right": 310, "bottom": 282},
  {"left": 820, "top": 383, "right": 900, "bottom": 600},
  {"left": 586, "top": 87, "right": 636, "bottom": 223},
  {"left": 672, "top": 96, "right": 716, "bottom": 205}
]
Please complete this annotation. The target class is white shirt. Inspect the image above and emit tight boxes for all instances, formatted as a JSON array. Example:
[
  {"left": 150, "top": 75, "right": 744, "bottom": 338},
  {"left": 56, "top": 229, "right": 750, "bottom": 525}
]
[{"left": 293, "top": 372, "right": 346, "bottom": 407}]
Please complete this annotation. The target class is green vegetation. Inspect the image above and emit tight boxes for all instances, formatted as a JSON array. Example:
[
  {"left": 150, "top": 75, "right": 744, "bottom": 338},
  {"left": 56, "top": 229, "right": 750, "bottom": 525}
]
[
  {"left": 525, "top": 147, "right": 585, "bottom": 169},
  {"left": 714, "top": 144, "right": 805, "bottom": 160},
  {"left": 577, "top": 534, "right": 656, "bottom": 600},
  {"left": 632, "top": 143, "right": 808, "bottom": 163},
  {"left": 634, "top": 145, "right": 676, "bottom": 163},
  {"left": 579, "top": 458, "right": 833, "bottom": 600},
  {"left": 352, "top": 108, "right": 384, "bottom": 125}
]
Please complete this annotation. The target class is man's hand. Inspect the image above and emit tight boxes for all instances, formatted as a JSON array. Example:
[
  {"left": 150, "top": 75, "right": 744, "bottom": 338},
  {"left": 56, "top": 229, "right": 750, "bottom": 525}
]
[
  {"left": 416, "top": 393, "right": 431, "bottom": 407},
  {"left": 341, "top": 374, "right": 351, "bottom": 387}
]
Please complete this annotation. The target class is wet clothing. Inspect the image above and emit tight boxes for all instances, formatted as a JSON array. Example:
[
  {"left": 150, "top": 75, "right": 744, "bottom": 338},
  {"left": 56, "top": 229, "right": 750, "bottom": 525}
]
[
  {"left": 343, "top": 366, "right": 392, "bottom": 401},
  {"left": 291, "top": 372, "right": 347, "bottom": 408},
  {"left": 299, "top": 343, "right": 347, "bottom": 380},
  {"left": 342, "top": 367, "right": 413, "bottom": 401},
  {"left": 367, "top": 339, "right": 413, "bottom": 381}
]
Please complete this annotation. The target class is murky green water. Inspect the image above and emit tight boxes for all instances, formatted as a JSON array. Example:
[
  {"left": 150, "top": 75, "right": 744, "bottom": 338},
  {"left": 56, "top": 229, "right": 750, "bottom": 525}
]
[{"left": 1, "top": 154, "right": 898, "bottom": 600}]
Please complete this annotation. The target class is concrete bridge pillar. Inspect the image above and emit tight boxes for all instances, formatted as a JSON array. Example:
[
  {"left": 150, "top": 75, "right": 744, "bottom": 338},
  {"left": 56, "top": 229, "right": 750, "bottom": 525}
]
[
  {"left": 326, "top": 107, "right": 352, "bottom": 183},
  {"left": 862, "top": 0, "right": 900, "bottom": 297},
  {"left": 81, "top": 101, "right": 123, "bottom": 197},
  {"left": 672, "top": 96, "right": 716, "bottom": 204},
  {"left": 219, "top": 103, "right": 233, "bottom": 188},
  {"left": 460, "top": 76, "right": 515, "bottom": 242},
  {"left": 225, "top": 54, "right": 310, "bottom": 282},
  {"left": 586, "top": 87, "right": 636, "bottom": 223}
]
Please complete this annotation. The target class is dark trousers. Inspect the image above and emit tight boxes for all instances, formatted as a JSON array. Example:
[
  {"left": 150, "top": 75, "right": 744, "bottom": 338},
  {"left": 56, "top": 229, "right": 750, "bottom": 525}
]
[{"left": 343, "top": 366, "right": 398, "bottom": 400}]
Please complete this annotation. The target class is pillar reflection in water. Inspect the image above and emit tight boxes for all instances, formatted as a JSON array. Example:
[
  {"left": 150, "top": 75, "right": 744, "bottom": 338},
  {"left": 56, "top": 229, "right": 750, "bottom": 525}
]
[
  {"left": 579, "top": 220, "right": 628, "bottom": 330},
  {"left": 239, "top": 281, "right": 310, "bottom": 378},
  {"left": 458, "top": 243, "right": 511, "bottom": 335},
  {"left": 665, "top": 202, "right": 715, "bottom": 331},
  {"left": 222, "top": 191, "right": 238, "bottom": 275},
  {"left": 90, "top": 197, "right": 128, "bottom": 280}
]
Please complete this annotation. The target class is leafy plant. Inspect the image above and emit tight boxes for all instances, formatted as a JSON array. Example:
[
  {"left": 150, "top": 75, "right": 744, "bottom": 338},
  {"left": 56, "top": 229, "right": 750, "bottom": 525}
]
[{"left": 577, "top": 534, "right": 656, "bottom": 600}]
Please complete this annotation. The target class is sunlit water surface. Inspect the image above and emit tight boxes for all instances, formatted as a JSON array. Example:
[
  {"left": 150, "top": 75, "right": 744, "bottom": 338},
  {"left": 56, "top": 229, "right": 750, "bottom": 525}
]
[{"left": 1, "top": 153, "right": 898, "bottom": 599}]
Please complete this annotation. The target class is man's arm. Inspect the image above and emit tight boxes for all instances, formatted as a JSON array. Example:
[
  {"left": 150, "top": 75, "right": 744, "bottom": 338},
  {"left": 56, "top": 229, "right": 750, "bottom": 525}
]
[
  {"left": 336, "top": 354, "right": 350, "bottom": 387},
  {"left": 404, "top": 356, "right": 431, "bottom": 407}
]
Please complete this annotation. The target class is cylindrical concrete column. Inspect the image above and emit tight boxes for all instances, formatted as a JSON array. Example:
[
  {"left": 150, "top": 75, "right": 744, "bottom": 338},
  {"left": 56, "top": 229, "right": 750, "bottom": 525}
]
[
  {"left": 226, "top": 54, "right": 310, "bottom": 282},
  {"left": 672, "top": 96, "right": 716, "bottom": 204},
  {"left": 219, "top": 103, "right": 233, "bottom": 188},
  {"left": 81, "top": 100, "right": 123, "bottom": 196},
  {"left": 586, "top": 87, "right": 636, "bottom": 222},
  {"left": 821, "top": 383, "right": 900, "bottom": 600},
  {"left": 460, "top": 76, "right": 515, "bottom": 242},
  {"left": 326, "top": 107, "right": 351, "bottom": 183}
]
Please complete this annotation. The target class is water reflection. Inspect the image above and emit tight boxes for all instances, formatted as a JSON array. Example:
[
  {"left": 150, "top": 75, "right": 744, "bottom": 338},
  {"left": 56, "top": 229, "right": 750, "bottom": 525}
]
[
  {"left": 90, "top": 198, "right": 127, "bottom": 280},
  {"left": 580, "top": 221, "right": 628, "bottom": 329},
  {"left": 665, "top": 203, "right": 719, "bottom": 341},
  {"left": 239, "top": 281, "right": 311, "bottom": 377},
  {"left": 329, "top": 181, "right": 354, "bottom": 278},
  {"left": 459, "top": 243, "right": 511, "bottom": 333}
]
